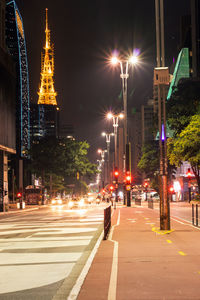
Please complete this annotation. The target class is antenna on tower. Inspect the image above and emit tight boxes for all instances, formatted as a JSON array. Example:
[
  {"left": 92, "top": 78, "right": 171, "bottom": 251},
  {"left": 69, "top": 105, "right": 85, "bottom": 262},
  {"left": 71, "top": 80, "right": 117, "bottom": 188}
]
[{"left": 45, "top": 8, "right": 49, "bottom": 49}]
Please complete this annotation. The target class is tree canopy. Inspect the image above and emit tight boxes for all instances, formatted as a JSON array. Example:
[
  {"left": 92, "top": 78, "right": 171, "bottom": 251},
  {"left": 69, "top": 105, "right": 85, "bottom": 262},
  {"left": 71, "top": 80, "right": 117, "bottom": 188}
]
[
  {"left": 29, "top": 137, "right": 98, "bottom": 179},
  {"left": 168, "top": 114, "right": 200, "bottom": 191},
  {"left": 167, "top": 78, "right": 200, "bottom": 136}
]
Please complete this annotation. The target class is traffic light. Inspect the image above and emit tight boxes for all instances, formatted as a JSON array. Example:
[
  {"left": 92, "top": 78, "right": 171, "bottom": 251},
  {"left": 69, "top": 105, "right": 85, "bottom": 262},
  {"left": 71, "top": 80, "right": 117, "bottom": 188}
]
[
  {"left": 109, "top": 185, "right": 114, "bottom": 192},
  {"left": 114, "top": 167, "right": 119, "bottom": 182},
  {"left": 125, "top": 171, "right": 131, "bottom": 184},
  {"left": 169, "top": 186, "right": 174, "bottom": 193},
  {"left": 144, "top": 182, "right": 149, "bottom": 188},
  {"left": 187, "top": 168, "right": 192, "bottom": 178},
  {"left": 17, "top": 192, "right": 22, "bottom": 198}
]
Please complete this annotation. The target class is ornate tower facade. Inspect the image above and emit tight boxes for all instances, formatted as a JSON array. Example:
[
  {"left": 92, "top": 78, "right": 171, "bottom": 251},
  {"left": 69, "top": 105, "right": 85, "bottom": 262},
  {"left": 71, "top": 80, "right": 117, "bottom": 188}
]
[
  {"left": 6, "top": 0, "right": 30, "bottom": 158},
  {"left": 38, "top": 8, "right": 57, "bottom": 106}
]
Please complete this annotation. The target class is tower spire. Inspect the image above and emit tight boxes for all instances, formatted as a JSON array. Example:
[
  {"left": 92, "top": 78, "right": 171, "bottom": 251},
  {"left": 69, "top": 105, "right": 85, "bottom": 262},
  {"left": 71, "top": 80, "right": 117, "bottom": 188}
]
[
  {"left": 45, "top": 8, "right": 49, "bottom": 49},
  {"left": 38, "top": 8, "right": 57, "bottom": 105}
]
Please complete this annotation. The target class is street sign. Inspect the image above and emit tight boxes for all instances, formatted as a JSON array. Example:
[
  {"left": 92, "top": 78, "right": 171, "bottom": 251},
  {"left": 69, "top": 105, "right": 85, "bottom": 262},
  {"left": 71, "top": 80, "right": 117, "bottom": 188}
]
[{"left": 126, "top": 185, "right": 131, "bottom": 191}]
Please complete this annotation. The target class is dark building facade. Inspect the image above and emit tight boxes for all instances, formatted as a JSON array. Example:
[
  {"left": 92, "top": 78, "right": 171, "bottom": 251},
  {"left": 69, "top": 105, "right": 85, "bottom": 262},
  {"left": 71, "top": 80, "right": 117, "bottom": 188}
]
[
  {"left": 0, "top": 0, "right": 16, "bottom": 211},
  {"left": 30, "top": 103, "right": 59, "bottom": 141},
  {"left": 191, "top": 0, "right": 200, "bottom": 77},
  {"left": 6, "top": 0, "right": 30, "bottom": 158}
]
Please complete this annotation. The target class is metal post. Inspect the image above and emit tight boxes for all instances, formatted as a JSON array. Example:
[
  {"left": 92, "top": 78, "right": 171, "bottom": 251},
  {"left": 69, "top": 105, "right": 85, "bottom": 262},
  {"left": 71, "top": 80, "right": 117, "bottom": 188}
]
[
  {"left": 50, "top": 173, "right": 52, "bottom": 201},
  {"left": 158, "top": 84, "right": 170, "bottom": 230},
  {"left": 19, "top": 159, "right": 24, "bottom": 209},
  {"left": 126, "top": 143, "right": 131, "bottom": 207},
  {"left": 196, "top": 204, "right": 198, "bottom": 227},
  {"left": 192, "top": 204, "right": 194, "bottom": 225},
  {"left": 155, "top": 0, "right": 161, "bottom": 67},
  {"left": 107, "top": 141, "right": 110, "bottom": 183},
  {"left": 189, "top": 186, "right": 191, "bottom": 203},
  {"left": 114, "top": 126, "right": 118, "bottom": 168}
]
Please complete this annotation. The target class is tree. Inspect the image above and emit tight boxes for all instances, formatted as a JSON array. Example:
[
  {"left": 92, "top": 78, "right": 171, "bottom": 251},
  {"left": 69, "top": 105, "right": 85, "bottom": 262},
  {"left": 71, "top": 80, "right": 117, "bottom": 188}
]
[
  {"left": 168, "top": 114, "right": 200, "bottom": 192},
  {"left": 138, "top": 142, "right": 159, "bottom": 191},
  {"left": 28, "top": 137, "right": 98, "bottom": 193},
  {"left": 167, "top": 78, "right": 200, "bottom": 136}
]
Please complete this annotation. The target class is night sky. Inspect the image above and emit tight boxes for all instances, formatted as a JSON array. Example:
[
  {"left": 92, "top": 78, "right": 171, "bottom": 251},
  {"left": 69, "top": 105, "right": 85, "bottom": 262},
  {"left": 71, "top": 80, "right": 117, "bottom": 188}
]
[{"left": 16, "top": 0, "right": 190, "bottom": 161}]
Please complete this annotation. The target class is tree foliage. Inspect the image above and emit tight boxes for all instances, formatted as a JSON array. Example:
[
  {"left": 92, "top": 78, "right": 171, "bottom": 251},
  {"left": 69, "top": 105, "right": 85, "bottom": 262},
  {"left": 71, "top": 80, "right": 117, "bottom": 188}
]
[
  {"left": 138, "top": 142, "right": 160, "bottom": 191},
  {"left": 168, "top": 114, "right": 200, "bottom": 191},
  {"left": 138, "top": 142, "right": 159, "bottom": 177},
  {"left": 29, "top": 137, "right": 98, "bottom": 181},
  {"left": 167, "top": 78, "right": 200, "bottom": 136}
]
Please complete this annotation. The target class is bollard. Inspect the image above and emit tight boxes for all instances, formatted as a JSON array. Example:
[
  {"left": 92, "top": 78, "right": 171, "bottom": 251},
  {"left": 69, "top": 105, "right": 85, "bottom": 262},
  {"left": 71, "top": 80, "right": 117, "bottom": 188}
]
[
  {"left": 196, "top": 204, "right": 198, "bottom": 227},
  {"left": 192, "top": 204, "right": 194, "bottom": 225},
  {"left": 104, "top": 205, "right": 111, "bottom": 240}
]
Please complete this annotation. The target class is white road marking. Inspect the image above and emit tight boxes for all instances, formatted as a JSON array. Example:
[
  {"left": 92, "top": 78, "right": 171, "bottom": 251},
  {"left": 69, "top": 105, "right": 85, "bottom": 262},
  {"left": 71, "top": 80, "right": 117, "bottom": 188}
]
[
  {"left": 66, "top": 231, "right": 104, "bottom": 300},
  {"left": 0, "top": 239, "right": 90, "bottom": 250},
  {"left": 0, "top": 236, "right": 93, "bottom": 242},
  {"left": 108, "top": 210, "right": 120, "bottom": 300},
  {"left": 0, "top": 263, "right": 75, "bottom": 294},
  {"left": 0, "top": 252, "right": 82, "bottom": 265},
  {"left": 0, "top": 209, "right": 104, "bottom": 294}
]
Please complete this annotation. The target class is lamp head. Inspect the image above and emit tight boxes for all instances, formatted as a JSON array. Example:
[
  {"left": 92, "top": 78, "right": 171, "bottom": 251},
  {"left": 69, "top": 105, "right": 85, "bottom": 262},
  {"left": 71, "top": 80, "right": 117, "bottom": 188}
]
[
  {"left": 129, "top": 55, "right": 138, "bottom": 65},
  {"left": 107, "top": 112, "right": 113, "bottom": 119},
  {"left": 111, "top": 56, "right": 119, "bottom": 65}
]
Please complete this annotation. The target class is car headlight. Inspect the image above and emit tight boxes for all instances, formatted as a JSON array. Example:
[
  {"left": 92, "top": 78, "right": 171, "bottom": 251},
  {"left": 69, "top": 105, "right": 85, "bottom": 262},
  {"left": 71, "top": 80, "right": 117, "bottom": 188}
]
[
  {"left": 57, "top": 199, "right": 62, "bottom": 205},
  {"left": 79, "top": 199, "right": 84, "bottom": 207},
  {"left": 68, "top": 201, "right": 73, "bottom": 208},
  {"left": 51, "top": 199, "right": 56, "bottom": 204}
]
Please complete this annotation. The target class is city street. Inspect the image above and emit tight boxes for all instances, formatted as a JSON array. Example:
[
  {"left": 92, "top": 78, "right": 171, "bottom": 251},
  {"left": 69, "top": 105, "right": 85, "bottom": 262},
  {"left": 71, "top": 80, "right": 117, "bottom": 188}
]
[{"left": 0, "top": 203, "right": 106, "bottom": 300}]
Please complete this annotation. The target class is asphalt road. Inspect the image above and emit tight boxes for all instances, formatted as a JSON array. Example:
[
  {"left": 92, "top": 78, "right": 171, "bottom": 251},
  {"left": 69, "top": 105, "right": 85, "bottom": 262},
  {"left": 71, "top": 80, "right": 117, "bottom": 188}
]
[{"left": 0, "top": 204, "right": 106, "bottom": 300}]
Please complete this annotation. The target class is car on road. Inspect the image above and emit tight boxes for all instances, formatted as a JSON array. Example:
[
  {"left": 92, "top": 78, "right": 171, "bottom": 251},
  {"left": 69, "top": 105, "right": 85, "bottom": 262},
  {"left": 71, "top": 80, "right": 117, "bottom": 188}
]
[
  {"left": 68, "top": 198, "right": 85, "bottom": 209},
  {"left": 51, "top": 197, "right": 63, "bottom": 205}
]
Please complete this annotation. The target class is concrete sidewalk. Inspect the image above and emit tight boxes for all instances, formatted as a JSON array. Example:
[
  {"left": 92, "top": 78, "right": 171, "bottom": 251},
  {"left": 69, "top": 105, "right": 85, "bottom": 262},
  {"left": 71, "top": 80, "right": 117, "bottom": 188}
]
[
  {"left": 77, "top": 204, "right": 200, "bottom": 300},
  {"left": 0, "top": 204, "right": 44, "bottom": 215}
]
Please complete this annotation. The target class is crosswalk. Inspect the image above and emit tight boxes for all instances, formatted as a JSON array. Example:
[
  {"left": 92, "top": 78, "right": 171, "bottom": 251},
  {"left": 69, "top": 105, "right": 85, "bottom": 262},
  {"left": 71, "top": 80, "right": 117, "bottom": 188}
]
[{"left": 0, "top": 207, "right": 104, "bottom": 294}]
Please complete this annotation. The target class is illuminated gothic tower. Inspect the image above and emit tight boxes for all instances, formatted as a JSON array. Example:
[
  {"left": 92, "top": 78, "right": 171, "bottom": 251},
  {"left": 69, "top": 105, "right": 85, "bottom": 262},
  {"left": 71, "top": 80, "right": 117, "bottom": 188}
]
[{"left": 38, "top": 8, "right": 57, "bottom": 105}]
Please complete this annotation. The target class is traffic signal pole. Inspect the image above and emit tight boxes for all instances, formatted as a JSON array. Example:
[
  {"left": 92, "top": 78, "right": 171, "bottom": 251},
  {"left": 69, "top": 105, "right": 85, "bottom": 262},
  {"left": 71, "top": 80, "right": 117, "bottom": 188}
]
[
  {"left": 114, "top": 168, "right": 119, "bottom": 209},
  {"left": 126, "top": 143, "right": 131, "bottom": 207}
]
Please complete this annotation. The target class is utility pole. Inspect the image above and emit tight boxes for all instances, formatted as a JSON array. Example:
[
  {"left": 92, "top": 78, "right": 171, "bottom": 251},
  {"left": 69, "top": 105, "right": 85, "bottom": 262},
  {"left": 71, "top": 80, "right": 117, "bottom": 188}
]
[{"left": 154, "top": 0, "right": 170, "bottom": 230}]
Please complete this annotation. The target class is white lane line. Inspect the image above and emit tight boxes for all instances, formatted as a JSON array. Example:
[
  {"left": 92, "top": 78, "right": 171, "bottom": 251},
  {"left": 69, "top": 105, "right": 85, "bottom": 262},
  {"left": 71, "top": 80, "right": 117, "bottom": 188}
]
[
  {"left": 170, "top": 217, "right": 186, "bottom": 225},
  {"left": 0, "top": 239, "right": 90, "bottom": 250},
  {"left": 107, "top": 209, "right": 120, "bottom": 300},
  {"left": 0, "top": 236, "right": 93, "bottom": 242},
  {"left": 0, "top": 252, "right": 82, "bottom": 265},
  {"left": 65, "top": 231, "right": 104, "bottom": 300},
  {"left": 171, "top": 216, "right": 200, "bottom": 231}
]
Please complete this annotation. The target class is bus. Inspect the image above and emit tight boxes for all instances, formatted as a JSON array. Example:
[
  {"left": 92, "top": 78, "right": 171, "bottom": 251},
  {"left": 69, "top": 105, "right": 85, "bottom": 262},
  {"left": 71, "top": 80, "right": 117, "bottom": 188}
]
[{"left": 25, "top": 185, "right": 43, "bottom": 205}]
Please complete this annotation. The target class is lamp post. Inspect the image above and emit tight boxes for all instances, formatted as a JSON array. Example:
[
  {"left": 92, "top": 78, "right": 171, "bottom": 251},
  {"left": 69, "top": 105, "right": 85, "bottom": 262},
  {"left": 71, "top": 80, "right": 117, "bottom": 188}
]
[
  {"left": 97, "top": 149, "right": 107, "bottom": 189},
  {"left": 111, "top": 54, "right": 138, "bottom": 206},
  {"left": 102, "top": 132, "right": 114, "bottom": 184},
  {"left": 107, "top": 112, "right": 124, "bottom": 169},
  {"left": 111, "top": 55, "right": 138, "bottom": 153}
]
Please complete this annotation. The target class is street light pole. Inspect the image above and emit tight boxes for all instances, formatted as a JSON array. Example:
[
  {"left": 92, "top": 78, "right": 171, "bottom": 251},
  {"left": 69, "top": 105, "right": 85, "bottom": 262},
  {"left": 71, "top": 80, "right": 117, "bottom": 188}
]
[
  {"left": 102, "top": 132, "right": 114, "bottom": 184},
  {"left": 119, "top": 61, "right": 129, "bottom": 148},
  {"left": 97, "top": 149, "right": 107, "bottom": 190},
  {"left": 111, "top": 55, "right": 138, "bottom": 206},
  {"left": 107, "top": 112, "right": 124, "bottom": 170}
]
